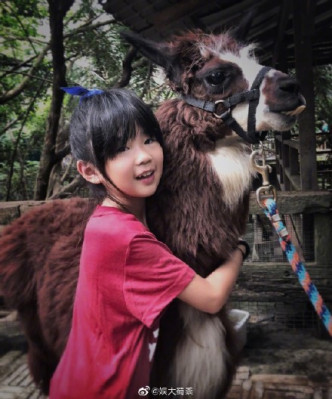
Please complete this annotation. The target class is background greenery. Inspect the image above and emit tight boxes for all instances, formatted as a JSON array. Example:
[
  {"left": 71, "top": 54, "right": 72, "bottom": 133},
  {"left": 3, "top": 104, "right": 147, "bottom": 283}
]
[{"left": 0, "top": 0, "right": 331, "bottom": 201}]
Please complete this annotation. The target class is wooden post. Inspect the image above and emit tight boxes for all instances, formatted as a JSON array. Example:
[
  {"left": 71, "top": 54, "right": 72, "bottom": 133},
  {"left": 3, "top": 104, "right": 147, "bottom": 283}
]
[
  {"left": 272, "top": 0, "right": 292, "bottom": 72},
  {"left": 314, "top": 212, "right": 332, "bottom": 267},
  {"left": 292, "top": 0, "right": 318, "bottom": 190}
]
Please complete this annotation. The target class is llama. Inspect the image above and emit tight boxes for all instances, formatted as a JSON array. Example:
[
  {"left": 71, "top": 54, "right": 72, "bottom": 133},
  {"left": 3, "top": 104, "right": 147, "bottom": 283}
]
[{"left": 0, "top": 27, "right": 305, "bottom": 398}]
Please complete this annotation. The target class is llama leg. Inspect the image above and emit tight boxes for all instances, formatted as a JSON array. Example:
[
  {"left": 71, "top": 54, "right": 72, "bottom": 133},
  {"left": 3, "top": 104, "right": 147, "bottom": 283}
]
[
  {"left": 18, "top": 304, "right": 57, "bottom": 394},
  {"left": 152, "top": 303, "right": 237, "bottom": 399},
  {"left": 171, "top": 304, "right": 235, "bottom": 399}
]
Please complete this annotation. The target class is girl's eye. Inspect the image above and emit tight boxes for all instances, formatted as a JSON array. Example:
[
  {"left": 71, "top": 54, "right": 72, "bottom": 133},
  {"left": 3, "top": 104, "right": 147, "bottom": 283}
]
[
  {"left": 205, "top": 70, "right": 225, "bottom": 86},
  {"left": 145, "top": 137, "right": 156, "bottom": 144},
  {"left": 117, "top": 145, "right": 129, "bottom": 153}
]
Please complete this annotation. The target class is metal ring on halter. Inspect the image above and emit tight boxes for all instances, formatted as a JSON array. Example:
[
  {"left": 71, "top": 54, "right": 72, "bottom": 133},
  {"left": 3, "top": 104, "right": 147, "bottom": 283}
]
[
  {"left": 256, "top": 185, "right": 277, "bottom": 208},
  {"left": 213, "top": 100, "right": 231, "bottom": 119}
]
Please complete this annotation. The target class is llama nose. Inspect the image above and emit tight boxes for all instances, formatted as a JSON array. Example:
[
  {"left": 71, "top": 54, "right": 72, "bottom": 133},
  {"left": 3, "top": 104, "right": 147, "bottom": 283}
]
[
  {"left": 278, "top": 77, "right": 300, "bottom": 96},
  {"left": 276, "top": 76, "right": 306, "bottom": 107}
]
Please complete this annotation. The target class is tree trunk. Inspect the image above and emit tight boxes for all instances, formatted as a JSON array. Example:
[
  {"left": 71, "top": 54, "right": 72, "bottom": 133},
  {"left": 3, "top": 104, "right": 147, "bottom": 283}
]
[{"left": 34, "top": 0, "right": 74, "bottom": 200}]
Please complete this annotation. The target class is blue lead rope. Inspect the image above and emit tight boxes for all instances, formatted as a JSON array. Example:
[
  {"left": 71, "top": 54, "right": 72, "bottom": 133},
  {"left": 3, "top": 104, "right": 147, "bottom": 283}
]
[{"left": 262, "top": 197, "right": 332, "bottom": 337}]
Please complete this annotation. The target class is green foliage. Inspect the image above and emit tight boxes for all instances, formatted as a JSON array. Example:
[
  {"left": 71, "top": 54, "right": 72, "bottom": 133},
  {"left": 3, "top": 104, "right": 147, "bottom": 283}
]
[
  {"left": 314, "top": 65, "right": 332, "bottom": 129},
  {"left": 0, "top": 0, "right": 174, "bottom": 200},
  {"left": 1, "top": 0, "right": 329, "bottom": 201},
  {"left": 0, "top": 0, "right": 49, "bottom": 200}
]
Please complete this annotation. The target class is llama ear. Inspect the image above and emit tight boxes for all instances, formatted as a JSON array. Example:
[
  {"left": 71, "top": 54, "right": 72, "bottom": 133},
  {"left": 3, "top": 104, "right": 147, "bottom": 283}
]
[
  {"left": 120, "top": 30, "right": 174, "bottom": 70},
  {"left": 230, "top": 8, "right": 257, "bottom": 42}
]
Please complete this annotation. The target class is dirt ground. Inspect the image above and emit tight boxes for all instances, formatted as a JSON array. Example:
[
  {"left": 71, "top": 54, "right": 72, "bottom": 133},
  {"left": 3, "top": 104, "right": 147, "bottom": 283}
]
[
  {"left": 0, "top": 311, "right": 27, "bottom": 359},
  {"left": 242, "top": 322, "right": 332, "bottom": 383},
  {"left": 0, "top": 310, "right": 331, "bottom": 380}
]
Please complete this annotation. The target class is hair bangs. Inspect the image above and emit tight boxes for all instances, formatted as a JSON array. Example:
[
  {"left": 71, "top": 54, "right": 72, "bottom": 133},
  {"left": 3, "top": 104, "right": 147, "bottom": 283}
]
[{"left": 133, "top": 99, "right": 164, "bottom": 147}]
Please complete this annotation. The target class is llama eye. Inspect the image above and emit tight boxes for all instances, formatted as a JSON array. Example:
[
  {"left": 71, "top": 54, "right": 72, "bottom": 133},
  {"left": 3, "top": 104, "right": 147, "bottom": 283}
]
[{"left": 205, "top": 71, "right": 225, "bottom": 86}]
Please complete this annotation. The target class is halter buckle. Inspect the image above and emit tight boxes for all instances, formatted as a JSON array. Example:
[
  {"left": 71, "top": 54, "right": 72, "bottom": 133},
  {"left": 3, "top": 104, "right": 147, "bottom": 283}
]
[{"left": 213, "top": 100, "right": 231, "bottom": 119}]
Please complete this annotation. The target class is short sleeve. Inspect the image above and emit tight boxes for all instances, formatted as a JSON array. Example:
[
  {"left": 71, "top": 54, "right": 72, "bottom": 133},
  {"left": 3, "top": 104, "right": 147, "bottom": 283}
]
[{"left": 124, "top": 233, "right": 195, "bottom": 328}]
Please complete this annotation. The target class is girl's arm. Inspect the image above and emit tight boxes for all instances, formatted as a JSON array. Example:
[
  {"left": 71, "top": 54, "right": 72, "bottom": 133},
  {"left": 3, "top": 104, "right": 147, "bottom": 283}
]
[{"left": 177, "top": 246, "right": 245, "bottom": 314}]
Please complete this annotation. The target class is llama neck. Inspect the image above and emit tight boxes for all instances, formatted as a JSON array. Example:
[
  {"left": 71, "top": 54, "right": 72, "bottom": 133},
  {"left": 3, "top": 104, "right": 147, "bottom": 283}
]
[{"left": 208, "top": 135, "right": 256, "bottom": 211}]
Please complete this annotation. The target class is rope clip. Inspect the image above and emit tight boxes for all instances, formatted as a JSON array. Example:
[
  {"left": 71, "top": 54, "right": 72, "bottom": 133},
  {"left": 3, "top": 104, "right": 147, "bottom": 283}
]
[{"left": 250, "top": 142, "right": 277, "bottom": 207}]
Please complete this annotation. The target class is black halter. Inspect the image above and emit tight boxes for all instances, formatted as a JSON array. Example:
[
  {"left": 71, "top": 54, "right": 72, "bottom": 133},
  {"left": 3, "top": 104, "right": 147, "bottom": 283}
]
[{"left": 182, "top": 66, "right": 272, "bottom": 144}]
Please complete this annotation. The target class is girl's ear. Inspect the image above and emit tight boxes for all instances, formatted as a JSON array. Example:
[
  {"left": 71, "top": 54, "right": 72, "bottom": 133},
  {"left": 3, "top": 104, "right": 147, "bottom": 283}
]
[{"left": 76, "top": 160, "right": 102, "bottom": 184}]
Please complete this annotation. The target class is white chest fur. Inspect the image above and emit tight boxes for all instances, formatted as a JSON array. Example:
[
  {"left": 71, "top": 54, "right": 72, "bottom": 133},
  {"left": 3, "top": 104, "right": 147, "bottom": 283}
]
[
  {"left": 208, "top": 135, "right": 256, "bottom": 210},
  {"left": 173, "top": 303, "right": 229, "bottom": 399}
]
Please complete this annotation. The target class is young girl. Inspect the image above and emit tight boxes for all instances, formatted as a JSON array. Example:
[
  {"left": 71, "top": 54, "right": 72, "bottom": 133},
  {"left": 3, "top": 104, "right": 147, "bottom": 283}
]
[{"left": 49, "top": 87, "right": 248, "bottom": 399}]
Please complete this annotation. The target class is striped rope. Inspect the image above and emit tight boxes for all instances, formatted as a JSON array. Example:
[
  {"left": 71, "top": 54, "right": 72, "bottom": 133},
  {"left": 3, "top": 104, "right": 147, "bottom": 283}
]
[{"left": 262, "top": 197, "right": 332, "bottom": 337}]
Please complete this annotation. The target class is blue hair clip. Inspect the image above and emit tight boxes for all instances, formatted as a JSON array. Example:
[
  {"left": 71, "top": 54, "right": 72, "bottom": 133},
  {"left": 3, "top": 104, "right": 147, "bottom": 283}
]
[{"left": 61, "top": 86, "right": 104, "bottom": 102}]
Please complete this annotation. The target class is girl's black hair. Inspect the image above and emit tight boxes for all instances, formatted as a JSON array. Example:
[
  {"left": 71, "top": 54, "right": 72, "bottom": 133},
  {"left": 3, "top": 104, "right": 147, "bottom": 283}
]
[{"left": 69, "top": 88, "right": 163, "bottom": 200}]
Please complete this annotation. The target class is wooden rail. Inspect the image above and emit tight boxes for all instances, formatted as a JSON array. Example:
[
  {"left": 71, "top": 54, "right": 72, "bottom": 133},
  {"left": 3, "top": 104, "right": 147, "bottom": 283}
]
[{"left": 275, "top": 132, "right": 332, "bottom": 191}]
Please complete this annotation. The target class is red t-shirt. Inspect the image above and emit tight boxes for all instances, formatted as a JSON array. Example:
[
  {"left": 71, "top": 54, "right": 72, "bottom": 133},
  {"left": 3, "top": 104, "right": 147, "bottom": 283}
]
[{"left": 49, "top": 206, "right": 195, "bottom": 399}]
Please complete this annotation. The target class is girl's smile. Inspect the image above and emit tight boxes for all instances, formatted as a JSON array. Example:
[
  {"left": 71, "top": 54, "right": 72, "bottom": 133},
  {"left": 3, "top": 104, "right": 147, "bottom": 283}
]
[
  {"left": 101, "top": 129, "right": 163, "bottom": 216},
  {"left": 136, "top": 170, "right": 156, "bottom": 185}
]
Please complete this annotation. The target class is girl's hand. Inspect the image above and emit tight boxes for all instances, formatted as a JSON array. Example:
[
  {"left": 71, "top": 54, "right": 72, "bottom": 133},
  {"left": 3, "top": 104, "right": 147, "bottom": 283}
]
[{"left": 178, "top": 245, "right": 246, "bottom": 314}]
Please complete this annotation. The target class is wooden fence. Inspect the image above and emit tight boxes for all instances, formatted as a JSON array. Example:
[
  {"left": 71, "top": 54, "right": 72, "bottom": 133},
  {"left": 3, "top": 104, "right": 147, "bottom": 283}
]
[
  {"left": 0, "top": 191, "right": 331, "bottom": 333},
  {"left": 234, "top": 190, "right": 332, "bottom": 335}
]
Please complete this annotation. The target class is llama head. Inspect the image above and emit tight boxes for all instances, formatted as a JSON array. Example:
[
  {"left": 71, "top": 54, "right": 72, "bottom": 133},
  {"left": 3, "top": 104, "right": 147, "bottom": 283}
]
[{"left": 121, "top": 28, "right": 305, "bottom": 141}]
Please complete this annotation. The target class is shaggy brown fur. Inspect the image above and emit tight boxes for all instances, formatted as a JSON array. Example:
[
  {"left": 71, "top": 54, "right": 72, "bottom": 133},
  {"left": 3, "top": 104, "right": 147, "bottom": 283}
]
[
  {"left": 0, "top": 27, "right": 304, "bottom": 398},
  {"left": 149, "top": 100, "right": 248, "bottom": 272},
  {"left": 0, "top": 198, "right": 94, "bottom": 392}
]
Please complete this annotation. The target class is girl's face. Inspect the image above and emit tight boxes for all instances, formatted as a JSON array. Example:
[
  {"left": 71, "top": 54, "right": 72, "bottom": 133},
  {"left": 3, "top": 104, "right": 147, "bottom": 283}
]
[{"left": 103, "top": 128, "right": 163, "bottom": 207}]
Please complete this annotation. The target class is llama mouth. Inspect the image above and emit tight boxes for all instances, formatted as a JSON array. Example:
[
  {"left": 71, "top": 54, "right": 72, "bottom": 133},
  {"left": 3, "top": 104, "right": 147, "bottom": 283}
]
[
  {"left": 267, "top": 103, "right": 306, "bottom": 127},
  {"left": 281, "top": 104, "right": 306, "bottom": 117},
  {"left": 269, "top": 96, "right": 306, "bottom": 117}
]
